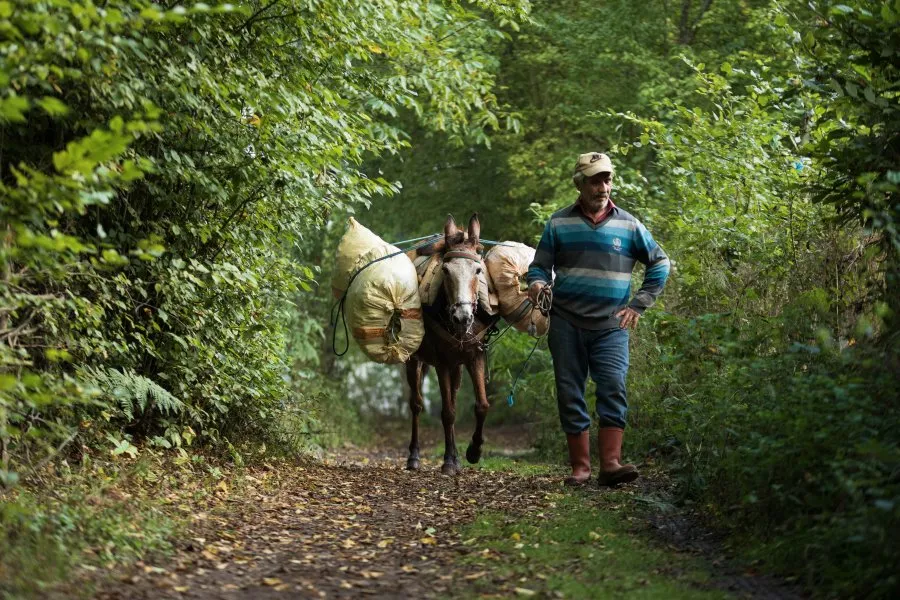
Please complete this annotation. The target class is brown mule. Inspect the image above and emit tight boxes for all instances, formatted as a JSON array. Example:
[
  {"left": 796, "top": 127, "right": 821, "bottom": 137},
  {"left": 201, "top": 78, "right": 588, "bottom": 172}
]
[
  {"left": 596, "top": 427, "right": 639, "bottom": 486},
  {"left": 564, "top": 430, "right": 591, "bottom": 486}
]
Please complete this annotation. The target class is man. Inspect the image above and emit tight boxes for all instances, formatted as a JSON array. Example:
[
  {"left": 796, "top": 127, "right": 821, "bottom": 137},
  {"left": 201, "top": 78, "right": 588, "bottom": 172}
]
[{"left": 527, "top": 152, "right": 670, "bottom": 486}]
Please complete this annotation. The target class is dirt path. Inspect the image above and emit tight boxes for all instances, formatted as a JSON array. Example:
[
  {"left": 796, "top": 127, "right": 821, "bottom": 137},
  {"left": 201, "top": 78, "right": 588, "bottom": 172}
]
[
  {"left": 91, "top": 426, "right": 555, "bottom": 599},
  {"left": 86, "top": 425, "right": 801, "bottom": 599}
]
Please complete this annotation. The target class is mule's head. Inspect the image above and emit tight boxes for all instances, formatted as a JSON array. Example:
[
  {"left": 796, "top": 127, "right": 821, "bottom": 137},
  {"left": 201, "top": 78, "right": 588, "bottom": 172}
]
[{"left": 441, "top": 214, "right": 483, "bottom": 335}]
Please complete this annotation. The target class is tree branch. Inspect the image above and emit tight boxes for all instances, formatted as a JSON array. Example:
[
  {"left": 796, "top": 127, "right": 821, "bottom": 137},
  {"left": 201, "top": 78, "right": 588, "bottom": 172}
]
[{"left": 235, "top": 0, "right": 279, "bottom": 32}]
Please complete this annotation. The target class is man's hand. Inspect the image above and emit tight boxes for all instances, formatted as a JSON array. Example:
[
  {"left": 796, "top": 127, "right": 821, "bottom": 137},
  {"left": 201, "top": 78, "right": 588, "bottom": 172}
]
[
  {"left": 528, "top": 282, "right": 546, "bottom": 304},
  {"left": 615, "top": 307, "right": 641, "bottom": 330}
]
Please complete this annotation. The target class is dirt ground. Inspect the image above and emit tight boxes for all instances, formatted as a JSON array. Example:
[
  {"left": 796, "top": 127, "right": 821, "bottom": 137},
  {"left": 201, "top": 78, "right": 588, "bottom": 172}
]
[{"left": 83, "top": 423, "right": 802, "bottom": 599}]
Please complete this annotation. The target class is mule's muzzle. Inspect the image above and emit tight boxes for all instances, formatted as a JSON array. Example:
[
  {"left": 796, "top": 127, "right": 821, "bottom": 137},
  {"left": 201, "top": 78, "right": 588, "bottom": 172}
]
[{"left": 449, "top": 302, "right": 475, "bottom": 333}]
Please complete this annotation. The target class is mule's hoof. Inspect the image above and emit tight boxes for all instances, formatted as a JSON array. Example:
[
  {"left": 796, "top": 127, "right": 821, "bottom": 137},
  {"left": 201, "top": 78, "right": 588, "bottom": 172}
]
[
  {"left": 406, "top": 458, "right": 420, "bottom": 471},
  {"left": 465, "top": 445, "right": 481, "bottom": 464},
  {"left": 440, "top": 462, "right": 459, "bottom": 476}
]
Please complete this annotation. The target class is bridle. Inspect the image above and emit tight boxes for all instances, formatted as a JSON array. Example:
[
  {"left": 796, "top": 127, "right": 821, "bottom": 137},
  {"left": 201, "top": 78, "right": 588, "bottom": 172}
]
[
  {"left": 442, "top": 248, "right": 483, "bottom": 314},
  {"left": 422, "top": 246, "right": 497, "bottom": 350}
]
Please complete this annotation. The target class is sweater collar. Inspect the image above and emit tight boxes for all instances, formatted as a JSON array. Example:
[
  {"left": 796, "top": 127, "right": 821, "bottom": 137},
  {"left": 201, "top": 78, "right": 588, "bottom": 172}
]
[{"left": 573, "top": 199, "right": 616, "bottom": 225}]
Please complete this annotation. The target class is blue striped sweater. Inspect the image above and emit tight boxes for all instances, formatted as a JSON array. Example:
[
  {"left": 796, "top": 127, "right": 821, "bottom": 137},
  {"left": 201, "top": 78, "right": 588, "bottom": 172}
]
[{"left": 526, "top": 203, "right": 670, "bottom": 330}]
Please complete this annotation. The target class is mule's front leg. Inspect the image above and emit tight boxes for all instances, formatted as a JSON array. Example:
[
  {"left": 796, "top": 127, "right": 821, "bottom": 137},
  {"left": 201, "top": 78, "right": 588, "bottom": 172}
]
[
  {"left": 405, "top": 360, "right": 427, "bottom": 470},
  {"left": 465, "top": 354, "right": 490, "bottom": 464},
  {"left": 438, "top": 364, "right": 462, "bottom": 475}
]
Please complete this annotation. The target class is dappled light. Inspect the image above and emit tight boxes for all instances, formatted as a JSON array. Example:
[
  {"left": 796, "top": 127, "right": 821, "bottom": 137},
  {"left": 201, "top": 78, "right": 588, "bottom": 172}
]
[{"left": 1, "top": 1, "right": 897, "bottom": 598}]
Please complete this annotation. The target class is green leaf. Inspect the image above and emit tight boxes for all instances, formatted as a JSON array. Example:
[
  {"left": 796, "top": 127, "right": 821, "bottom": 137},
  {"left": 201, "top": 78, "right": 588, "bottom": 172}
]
[
  {"left": 0, "top": 374, "right": 17, "bottom": 391},
  {"left": 37, "top": 96, "right": 69, "bottom": 116},
  {"left": 0, "top": 95, "right": 29, "bottom": 123}
]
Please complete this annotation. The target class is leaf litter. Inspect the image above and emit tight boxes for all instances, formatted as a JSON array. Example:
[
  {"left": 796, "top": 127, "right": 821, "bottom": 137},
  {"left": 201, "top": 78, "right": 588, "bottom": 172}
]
[{"left": 91, "top": 430, "right": 559, "bottom": 599}]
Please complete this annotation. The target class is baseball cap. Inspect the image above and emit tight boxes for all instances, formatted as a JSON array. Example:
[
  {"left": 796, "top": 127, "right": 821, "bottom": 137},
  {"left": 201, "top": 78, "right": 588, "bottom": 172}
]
[{"left": 574, "top": 152, "right": 614, "bottom": 178}]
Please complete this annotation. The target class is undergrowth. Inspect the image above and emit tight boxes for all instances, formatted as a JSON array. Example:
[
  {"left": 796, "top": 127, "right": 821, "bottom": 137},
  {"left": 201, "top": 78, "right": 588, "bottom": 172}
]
[
  {"left": 0, "top": 447, "right": 250, "bottom": 599},
  {"left": 453, "top": 491, "right": 728, "bottom": 599}
]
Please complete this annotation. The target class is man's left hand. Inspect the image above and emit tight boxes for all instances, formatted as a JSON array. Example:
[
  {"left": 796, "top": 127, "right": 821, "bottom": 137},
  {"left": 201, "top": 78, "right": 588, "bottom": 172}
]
[{"left": 615, "top": 307, "right": 641, "bottom": 330}]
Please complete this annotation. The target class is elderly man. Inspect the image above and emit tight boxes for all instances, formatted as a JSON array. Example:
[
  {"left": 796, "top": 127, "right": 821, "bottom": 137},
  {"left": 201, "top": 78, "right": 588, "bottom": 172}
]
[{"left": 527, "top": 152, "right": 670, "bottom": 486}]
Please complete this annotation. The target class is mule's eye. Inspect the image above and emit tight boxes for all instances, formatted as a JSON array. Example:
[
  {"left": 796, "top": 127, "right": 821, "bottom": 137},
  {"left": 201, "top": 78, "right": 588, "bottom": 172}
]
[
  {"left": 442, "top": 265, "right": 449, "bottom": 273},
  {"left": 476, "top": 267, "right": 483, "bottom": 275}
]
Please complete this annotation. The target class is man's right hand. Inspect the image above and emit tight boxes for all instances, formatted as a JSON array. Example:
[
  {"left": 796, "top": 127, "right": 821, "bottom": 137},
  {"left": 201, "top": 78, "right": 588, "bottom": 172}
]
[{"left": 528, "top": 282, "right": 546, "bottom": 304}]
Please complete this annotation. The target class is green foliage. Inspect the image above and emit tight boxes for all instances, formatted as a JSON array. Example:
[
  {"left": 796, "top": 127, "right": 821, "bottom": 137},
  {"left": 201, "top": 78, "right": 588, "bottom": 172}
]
[
  {"left": 364, "top": 1, "right": 898, "bottom": 596},
  {"left": 790, "top": 1, "right": 900, "bottom": 263},
  {"left": 630, "top": 310, "right": 899, "bottom": 597},
  {"left": 1, "top": 0, "right": 530, "bottom": 484},
  {"left": 81, "top": 366, "right": 187, "bottom": 421},
  {"left": 0, "top": 461, "right": 178, "bottom": 598}
]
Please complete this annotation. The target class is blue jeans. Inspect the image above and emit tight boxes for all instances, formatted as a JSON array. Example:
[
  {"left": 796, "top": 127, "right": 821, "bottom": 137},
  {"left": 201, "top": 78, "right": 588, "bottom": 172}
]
[{"left": 548, "top": 315, "right": 630, "bottom": 433}]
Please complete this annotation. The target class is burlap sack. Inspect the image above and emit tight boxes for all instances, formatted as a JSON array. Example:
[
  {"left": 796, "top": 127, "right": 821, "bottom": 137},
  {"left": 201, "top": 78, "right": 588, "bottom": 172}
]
[
  {"left": 333, "top": 218, "right": 424, "bottom": 363},
  {"left": 332, "top": 217, "right": 390, "bottom": 298},
  {"left": 484, "top": 242, "right": 549, "bottom": 336}
]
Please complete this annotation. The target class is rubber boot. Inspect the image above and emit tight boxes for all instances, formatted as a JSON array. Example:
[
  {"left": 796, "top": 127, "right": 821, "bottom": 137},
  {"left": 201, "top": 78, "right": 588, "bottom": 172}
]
[
  {"left": 596, "top": 427, "right": 639, "bottom": 487},
  {"left": 564, "top": 430, "right": 591, "bottom": 486}
]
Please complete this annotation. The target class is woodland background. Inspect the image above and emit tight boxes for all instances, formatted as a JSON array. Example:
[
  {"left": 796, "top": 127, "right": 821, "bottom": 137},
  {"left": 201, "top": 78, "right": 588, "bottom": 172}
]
[{"left": 1, "top": 0, "right": 898, "bottom": 597}]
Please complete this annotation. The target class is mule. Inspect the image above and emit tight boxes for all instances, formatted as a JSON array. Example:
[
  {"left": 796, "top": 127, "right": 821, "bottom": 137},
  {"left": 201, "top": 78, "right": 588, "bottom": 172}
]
[{"left": 405, "top": 214, "right": 499, "bottom": 475}]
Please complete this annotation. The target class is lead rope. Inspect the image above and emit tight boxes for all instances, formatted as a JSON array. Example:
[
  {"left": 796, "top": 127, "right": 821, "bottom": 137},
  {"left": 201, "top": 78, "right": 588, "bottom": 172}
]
[{"left": 506, "top": 284, "right": 552, "bottom": 407}]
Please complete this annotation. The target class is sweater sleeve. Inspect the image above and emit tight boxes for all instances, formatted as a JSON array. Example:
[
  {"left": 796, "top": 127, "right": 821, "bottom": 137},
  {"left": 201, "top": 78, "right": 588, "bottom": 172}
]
[
  {"left": 628, "top": 221, "right": 670, "bottom": 314},
  {"left": 526, "top": 219, "right": 555, "bottom": 286}
]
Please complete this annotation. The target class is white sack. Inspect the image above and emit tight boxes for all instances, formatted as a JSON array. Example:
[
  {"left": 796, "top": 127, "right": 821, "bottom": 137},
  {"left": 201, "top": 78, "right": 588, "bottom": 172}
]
[
  {"left": 333, "top": 218, "right": 424, "bottom": 363},
  {"left": 332, "top": 217, "right": 390, "bottom": 298},
  {"left": 484, "top": 242, "right": 549, "bottom": 336}
]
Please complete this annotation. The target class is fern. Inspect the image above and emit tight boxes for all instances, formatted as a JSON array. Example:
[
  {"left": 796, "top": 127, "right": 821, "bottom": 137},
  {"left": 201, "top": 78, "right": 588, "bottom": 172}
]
[{"left": 81, "top": 367, "right": 185, "bottom": 421}]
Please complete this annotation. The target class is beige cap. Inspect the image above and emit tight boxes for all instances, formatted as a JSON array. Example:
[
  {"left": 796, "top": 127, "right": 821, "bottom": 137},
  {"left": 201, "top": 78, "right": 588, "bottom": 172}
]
[{"left": 574, "top": 152, "right": 614, "bottom": 178}]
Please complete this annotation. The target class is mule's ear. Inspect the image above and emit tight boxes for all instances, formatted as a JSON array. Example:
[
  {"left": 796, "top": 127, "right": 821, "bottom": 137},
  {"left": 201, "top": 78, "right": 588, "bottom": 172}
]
[
  {"left": 444, "top": 214, "right": 459, "bottom": 243},
  {"left": 467, "top": 213, "right": 480, "bottom": 245}
]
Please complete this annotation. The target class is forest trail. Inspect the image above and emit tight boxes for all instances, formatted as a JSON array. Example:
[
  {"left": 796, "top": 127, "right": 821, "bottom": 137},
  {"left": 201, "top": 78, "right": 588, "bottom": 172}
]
[{"left": 85, "top": 425, "right": 801, "bottom": 600}]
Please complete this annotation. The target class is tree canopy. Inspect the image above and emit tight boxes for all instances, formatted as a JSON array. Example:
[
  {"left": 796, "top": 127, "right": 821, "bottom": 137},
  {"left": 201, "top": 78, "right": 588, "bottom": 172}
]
[{"left": 1, "top": 1, "right": 897, "bottom": 597}]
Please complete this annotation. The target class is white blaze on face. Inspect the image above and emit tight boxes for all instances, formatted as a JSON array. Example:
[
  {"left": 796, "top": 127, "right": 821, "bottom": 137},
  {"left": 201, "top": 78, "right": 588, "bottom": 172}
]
[{"left": 443, "top": 258, "right": 479, "bottom": 330}]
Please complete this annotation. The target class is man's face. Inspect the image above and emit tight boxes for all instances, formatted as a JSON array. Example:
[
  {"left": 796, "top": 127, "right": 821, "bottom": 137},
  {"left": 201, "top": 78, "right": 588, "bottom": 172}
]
[{"left": 580, "top": 172, "right": 613, "bottom": 212}]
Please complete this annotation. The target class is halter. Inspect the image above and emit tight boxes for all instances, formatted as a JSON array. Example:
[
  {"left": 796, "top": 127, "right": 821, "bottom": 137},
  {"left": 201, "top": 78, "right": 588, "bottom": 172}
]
[
  {"left": 443, "top": 249, "right": 482, "bottom": 263},
  {"left": 442, "top": 247, "right": 483, "bottom": 309},
  {"left": 433, "top": 246, "right": 492, "bottom": 349}
]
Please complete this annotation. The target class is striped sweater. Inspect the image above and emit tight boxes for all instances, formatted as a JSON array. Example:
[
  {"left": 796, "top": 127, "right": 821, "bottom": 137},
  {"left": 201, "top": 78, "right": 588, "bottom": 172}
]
[{"left": 526, "top": 202, "right": 670, "bottom": 330}]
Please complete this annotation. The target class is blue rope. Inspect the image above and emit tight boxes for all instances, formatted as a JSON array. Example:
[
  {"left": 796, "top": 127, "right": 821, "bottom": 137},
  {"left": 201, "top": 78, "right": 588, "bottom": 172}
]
[
  {"left": 481, "top": 239, "right": 524, "bottom": 247},
  {"left": 506, "top": 335, "right": 544, "bottom": 407},
  {"left": 387, "top": 235, "right": 522, "bottom": 250},
  {"left": 504, "top": 285, "right": 552, "bottom": 407},
  {"left": 389, "top": 233, "right": 442, "bottom": 247}
]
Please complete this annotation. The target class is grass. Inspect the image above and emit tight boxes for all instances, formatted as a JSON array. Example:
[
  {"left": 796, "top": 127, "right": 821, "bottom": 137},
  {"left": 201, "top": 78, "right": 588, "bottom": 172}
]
[
  {"left": 451, "top": 491, "right": 730, "bottom": 600},
  {"left": 0, "top": 449, "right": 248, "bottom": 600}
]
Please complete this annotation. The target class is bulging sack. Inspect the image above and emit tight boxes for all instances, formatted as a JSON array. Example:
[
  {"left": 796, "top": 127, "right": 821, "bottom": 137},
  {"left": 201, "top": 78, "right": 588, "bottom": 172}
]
[
  {"left": 484, "top": 242, "right": 549, "bottom": 336},
  {"left": 333, "top": 218, "right": 424, "bottom": 363}
]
